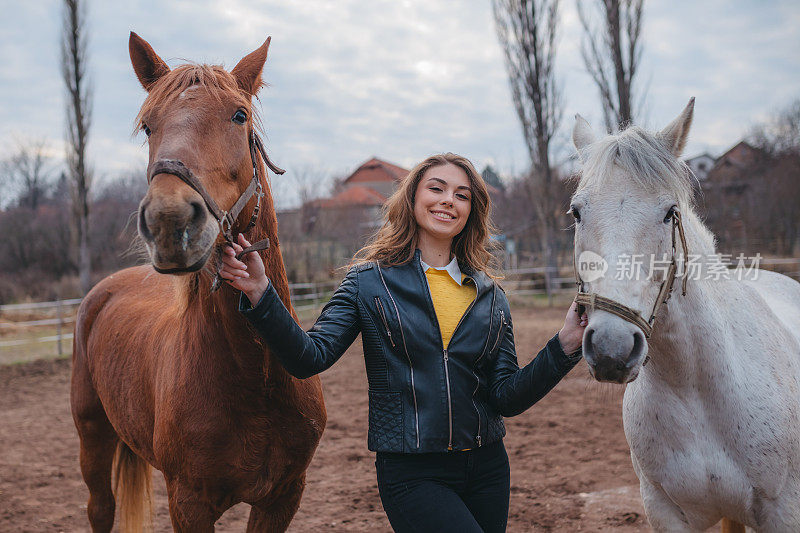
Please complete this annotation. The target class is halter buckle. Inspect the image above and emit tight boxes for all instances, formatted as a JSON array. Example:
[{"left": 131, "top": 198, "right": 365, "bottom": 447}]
[{"left": 219, "top": 212, "right": 233, "bottom": 238}]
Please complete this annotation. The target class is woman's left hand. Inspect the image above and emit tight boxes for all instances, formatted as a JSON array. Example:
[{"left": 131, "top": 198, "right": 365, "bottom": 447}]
[{"left": 558, "top": 301, "right": 588, "bottom": 355}]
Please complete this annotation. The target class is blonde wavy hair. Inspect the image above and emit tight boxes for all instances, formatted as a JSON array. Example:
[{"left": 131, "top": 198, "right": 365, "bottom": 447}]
[{"left": 352, "top": 153, "right": 499, "bottom": 276}]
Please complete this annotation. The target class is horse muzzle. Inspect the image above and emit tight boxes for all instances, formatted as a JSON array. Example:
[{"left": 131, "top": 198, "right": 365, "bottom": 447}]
[
  {"left": 582, "top": 321, "right": 648, "bottom": 384},
  {"left": 138, "top": 181, "right": 220, "bottom": 274}
]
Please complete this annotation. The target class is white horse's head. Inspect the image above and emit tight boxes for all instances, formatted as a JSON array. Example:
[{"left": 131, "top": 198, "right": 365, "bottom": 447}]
[{"left": 571, "top": 99, "right": 699, "bottom": 383}]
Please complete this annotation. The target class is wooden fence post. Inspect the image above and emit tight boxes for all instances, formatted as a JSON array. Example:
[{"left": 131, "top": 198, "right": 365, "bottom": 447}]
[{"left": 56, "top": 297, "right": 63, "bottom": 357}]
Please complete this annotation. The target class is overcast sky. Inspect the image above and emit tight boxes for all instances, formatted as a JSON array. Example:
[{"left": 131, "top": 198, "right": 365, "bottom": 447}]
[{"left": 2, "top": 0, "right": 798, "bottom": 207}]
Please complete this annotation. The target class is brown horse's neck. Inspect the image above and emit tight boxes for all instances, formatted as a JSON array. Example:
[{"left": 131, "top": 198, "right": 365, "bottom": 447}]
[{"left": 178, "top": 168, "right": 297, "bottom": 389}]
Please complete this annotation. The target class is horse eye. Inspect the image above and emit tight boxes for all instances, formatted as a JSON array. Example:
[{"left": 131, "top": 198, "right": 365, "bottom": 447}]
[
  {"left": 663, "top": 206, "right": 676, "bottom": 224},
  {"left": 232, "top": 110, "right": 247, "bottom": 125},
  {"left": 569, "top": 206, "right": 581, "bottom": 223},
  {"left": 142, "top": 124, "right": 151, "bottom": 137}
]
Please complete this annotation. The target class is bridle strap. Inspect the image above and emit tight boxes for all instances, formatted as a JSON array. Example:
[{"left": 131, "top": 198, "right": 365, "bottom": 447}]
[
  {"left": 574, "top": 208, "right": 689, "bottom": 340},
  {"left": 148, "top": 159, "right": 229, "bottom": 225},
  {"left": 147, "top": 130, "right": 284, "bottom": 290},
  {"left": 575, "top": 292, "right": 654, "bottom": 338}
]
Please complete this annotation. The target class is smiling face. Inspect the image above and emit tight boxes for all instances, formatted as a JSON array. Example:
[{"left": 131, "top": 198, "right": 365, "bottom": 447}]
[{"left": 413, "top": 163, "right": 472, "bottom": 247}]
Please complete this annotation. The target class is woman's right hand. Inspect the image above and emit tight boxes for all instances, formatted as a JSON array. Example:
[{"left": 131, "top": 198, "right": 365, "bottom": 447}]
[{"left": 219, "top": 234, "right": 269, "bottom": 306}]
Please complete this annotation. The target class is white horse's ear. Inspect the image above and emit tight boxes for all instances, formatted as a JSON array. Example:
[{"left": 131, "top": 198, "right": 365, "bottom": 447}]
[
  {"left": 573, "top": 114, "right": 595, "bottom": 160},
  {"left": 658, "top": 97, "right": 695, "bottom": 157}
]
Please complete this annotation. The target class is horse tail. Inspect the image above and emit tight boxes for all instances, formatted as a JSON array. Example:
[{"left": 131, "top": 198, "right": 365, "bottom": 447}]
[
  {"left": 113, "top": 441, "right": 153, "bottom": 532},
  {"left": 720, "top": 517, "right": 746, "bottom": 533}
]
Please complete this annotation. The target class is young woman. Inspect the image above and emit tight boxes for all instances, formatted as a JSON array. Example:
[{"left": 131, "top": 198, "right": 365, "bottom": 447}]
[{"left": 220, "top": 153, "right": 587, "bottom": 532}]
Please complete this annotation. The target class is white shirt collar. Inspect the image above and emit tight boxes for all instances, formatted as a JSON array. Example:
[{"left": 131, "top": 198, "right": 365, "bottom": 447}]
[{"left": 420, "top": 256, "right": 463, "bottom": 286}]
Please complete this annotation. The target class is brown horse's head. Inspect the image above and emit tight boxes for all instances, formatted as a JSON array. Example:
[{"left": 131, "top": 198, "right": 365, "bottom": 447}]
[{"left": 129, "top": 32, "right": 271, "bottom": 273}]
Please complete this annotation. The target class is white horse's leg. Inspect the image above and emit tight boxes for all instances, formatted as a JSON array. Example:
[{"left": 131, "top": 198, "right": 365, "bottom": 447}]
[
  {"left": 639, "top": 478, "right": 700, "bottom": 532},
  {"left": 632, "top": 453, "right": 699, "bottom": 532}
]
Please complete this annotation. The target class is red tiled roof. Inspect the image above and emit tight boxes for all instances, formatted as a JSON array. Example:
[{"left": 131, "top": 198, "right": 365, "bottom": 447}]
[
  {"left": 317, "top": 185, "right": 387, "bottom": 208},
  {"left": 344, "top": 157, "right": 409, "bottom": 184},
  {"left": 716, "top": 141, "right": 761, "bottom": 167}
]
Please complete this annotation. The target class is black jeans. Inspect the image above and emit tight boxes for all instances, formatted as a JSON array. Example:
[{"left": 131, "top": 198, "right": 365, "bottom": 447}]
[{"left": 376, "top": 440, "right": 511, "bottom": 533}]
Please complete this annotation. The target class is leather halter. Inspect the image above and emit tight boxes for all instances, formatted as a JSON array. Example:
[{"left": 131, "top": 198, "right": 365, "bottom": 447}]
[
  {"left": 147, "top": 130, "right": 285, "bottom": 289},
  {"left": 574, "top": 209, "right": 689, "bottom": 339}
]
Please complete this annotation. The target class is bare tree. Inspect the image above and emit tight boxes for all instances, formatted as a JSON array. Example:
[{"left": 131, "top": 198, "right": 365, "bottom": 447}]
[
  {"left": 748, "top": 98, "right": 800, "bottom": 157},
  {"left": 747, "top": 98, "right": 800, "bottom": 254},
  {"left": 578, "top": 0, "right": 644, "bottom": 132},
  {"left": 61, "top": 0, "right": 93, "bottom": 295},
  {"left": 493, "top": 0, "right": 564, "bottom": 298},
  {"left": 3, "top": 139, "right": 54, "bottom": 209}
]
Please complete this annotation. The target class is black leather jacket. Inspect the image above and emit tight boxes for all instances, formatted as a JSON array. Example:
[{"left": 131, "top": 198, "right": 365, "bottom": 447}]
[{"left": 240, "top": 251, "right": 581, "bottom": 453}]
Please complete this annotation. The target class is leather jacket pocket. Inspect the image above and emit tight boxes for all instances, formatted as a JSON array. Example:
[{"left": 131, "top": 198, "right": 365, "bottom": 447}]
[
  {"left": 368, "top": 390, "right": 404, "bottom": 451},
  {"left": 374, "top": 296, "right": 396, "bottom": 347}
]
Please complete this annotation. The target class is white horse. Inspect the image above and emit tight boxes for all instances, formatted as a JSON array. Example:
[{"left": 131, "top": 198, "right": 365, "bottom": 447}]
[{"left": 570, "top": 99, "right": 800, "bottom": 532}]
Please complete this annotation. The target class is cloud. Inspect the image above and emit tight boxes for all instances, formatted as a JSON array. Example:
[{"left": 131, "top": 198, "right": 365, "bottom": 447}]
[{"left": 1, "top": 0, "right": 798, "bottom": 203}]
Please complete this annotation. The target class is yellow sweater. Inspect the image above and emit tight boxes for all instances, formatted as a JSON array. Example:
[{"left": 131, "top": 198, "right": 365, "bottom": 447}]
[{"left": 425, "top": 268, "right": 476, "bottom": 348}]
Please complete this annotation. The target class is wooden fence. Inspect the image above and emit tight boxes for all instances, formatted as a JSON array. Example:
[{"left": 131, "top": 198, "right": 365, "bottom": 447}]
[
  {"left": 2, "top": 258, "right": 798, "bottom": 361},
  {"left": 0, "top": 282, "right": 339, "bottom": 361}
]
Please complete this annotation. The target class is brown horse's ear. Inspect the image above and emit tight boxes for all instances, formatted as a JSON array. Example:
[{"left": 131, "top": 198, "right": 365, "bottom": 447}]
[
  {"left": 231, "top": 37, "right": 271, "bottom": 96},
  {"left": 129, "top": 31, "right": 170, "bottom": 92}
]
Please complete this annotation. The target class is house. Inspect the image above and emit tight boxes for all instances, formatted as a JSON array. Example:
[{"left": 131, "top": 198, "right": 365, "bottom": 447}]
[
  {"left": 311, "top": 157, "right": 409, "bottom": 231},
  {"left": 331, "top": 157, "right": 409, "bottom": 199},
  {"left": 703, "top": 141, "right": 765, "bottom": 194},
  {"left": 481, "top": 165, "right": 506, "bottom": 192},
  {"left": 699, "top": 140, "right": 799, "bottom": 254},
  {"left": 684, "top": 152, "right": 716, "bottom": 181},
  {"left": 275, "top": 157, "right": 409, "bottom": 280}
]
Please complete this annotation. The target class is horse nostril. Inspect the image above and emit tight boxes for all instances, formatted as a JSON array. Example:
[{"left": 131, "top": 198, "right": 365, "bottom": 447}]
[
  {"left": 138, "top": 203, "right": 153, "bottom": 241},
  {"left": 585, "top": 327, "right": 595, "bottom": 353},
  {"left": 616, "top": 360, "right": 626, "bottom": 371},
  {"left": 190, "top": 201, "right": 205, "bottom": 224},
  {"left": 630, "top": 330, "right": 645, "bottom": 362}
]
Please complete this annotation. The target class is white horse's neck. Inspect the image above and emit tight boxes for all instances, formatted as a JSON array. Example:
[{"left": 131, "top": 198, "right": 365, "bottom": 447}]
[
  {"left": 644, "top": 209, "right": 729, "bottom": 389},
  {"left": 646, "top": 281, "right": 722, "bottom": 389}
]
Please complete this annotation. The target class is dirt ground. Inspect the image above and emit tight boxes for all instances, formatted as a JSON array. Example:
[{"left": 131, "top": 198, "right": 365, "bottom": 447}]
[{"left": 0, "top": 306, "right": 650, "bottom": 532}]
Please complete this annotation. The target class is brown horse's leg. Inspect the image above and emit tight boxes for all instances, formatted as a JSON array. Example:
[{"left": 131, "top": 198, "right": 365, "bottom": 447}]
[
  {"left": 246, "top": 476, "right": 306, "bottom": 533},
  {"left": 72, "top": 351, "right": 119, "bottom": 532},
  {"left": 77, "top": 421, "right": 119, "bottom": 532},
  {"left": 165, "top": 478, "right": 219, "bottom": 533},
  {"left": 73, "top": 405, "right": 119, "bottom": 531}
]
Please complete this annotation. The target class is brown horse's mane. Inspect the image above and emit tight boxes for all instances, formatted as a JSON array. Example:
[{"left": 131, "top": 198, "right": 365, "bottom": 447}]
[{"left": 133, "top": 62, "right": 292, "bottom": 311}]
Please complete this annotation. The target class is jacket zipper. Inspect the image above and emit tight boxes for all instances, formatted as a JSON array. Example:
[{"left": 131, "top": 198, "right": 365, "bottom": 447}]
[
  {"left": 373, "top": 297, "right": 395, "bottom": 347},
  {"left": 490, "top": 310, "right": 506, "bottom": 354},
  {"left": 471, "top": 285, "right": 497, "bottom": 447},
  {"left": 377, "top": 265, "right": 420, "bottom": 448},
  {"left": 443, "top": 348, "right": 454, "bottom": 450},
  {"left": 442, "top": 284, "right": 478, "bottom": 451}
]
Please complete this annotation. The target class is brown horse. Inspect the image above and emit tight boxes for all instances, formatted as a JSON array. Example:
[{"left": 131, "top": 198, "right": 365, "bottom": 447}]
[{"left": 70, "top": 33, "right": 326, "bottom": 532}]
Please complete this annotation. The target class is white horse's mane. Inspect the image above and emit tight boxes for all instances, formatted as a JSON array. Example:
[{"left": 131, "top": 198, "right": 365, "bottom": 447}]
[
  {"left": 576, "top": 126, "right": 695, "bottom": 203},
  {"left": 576, "top": 125, "right": 716, "bottom": 254}
]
